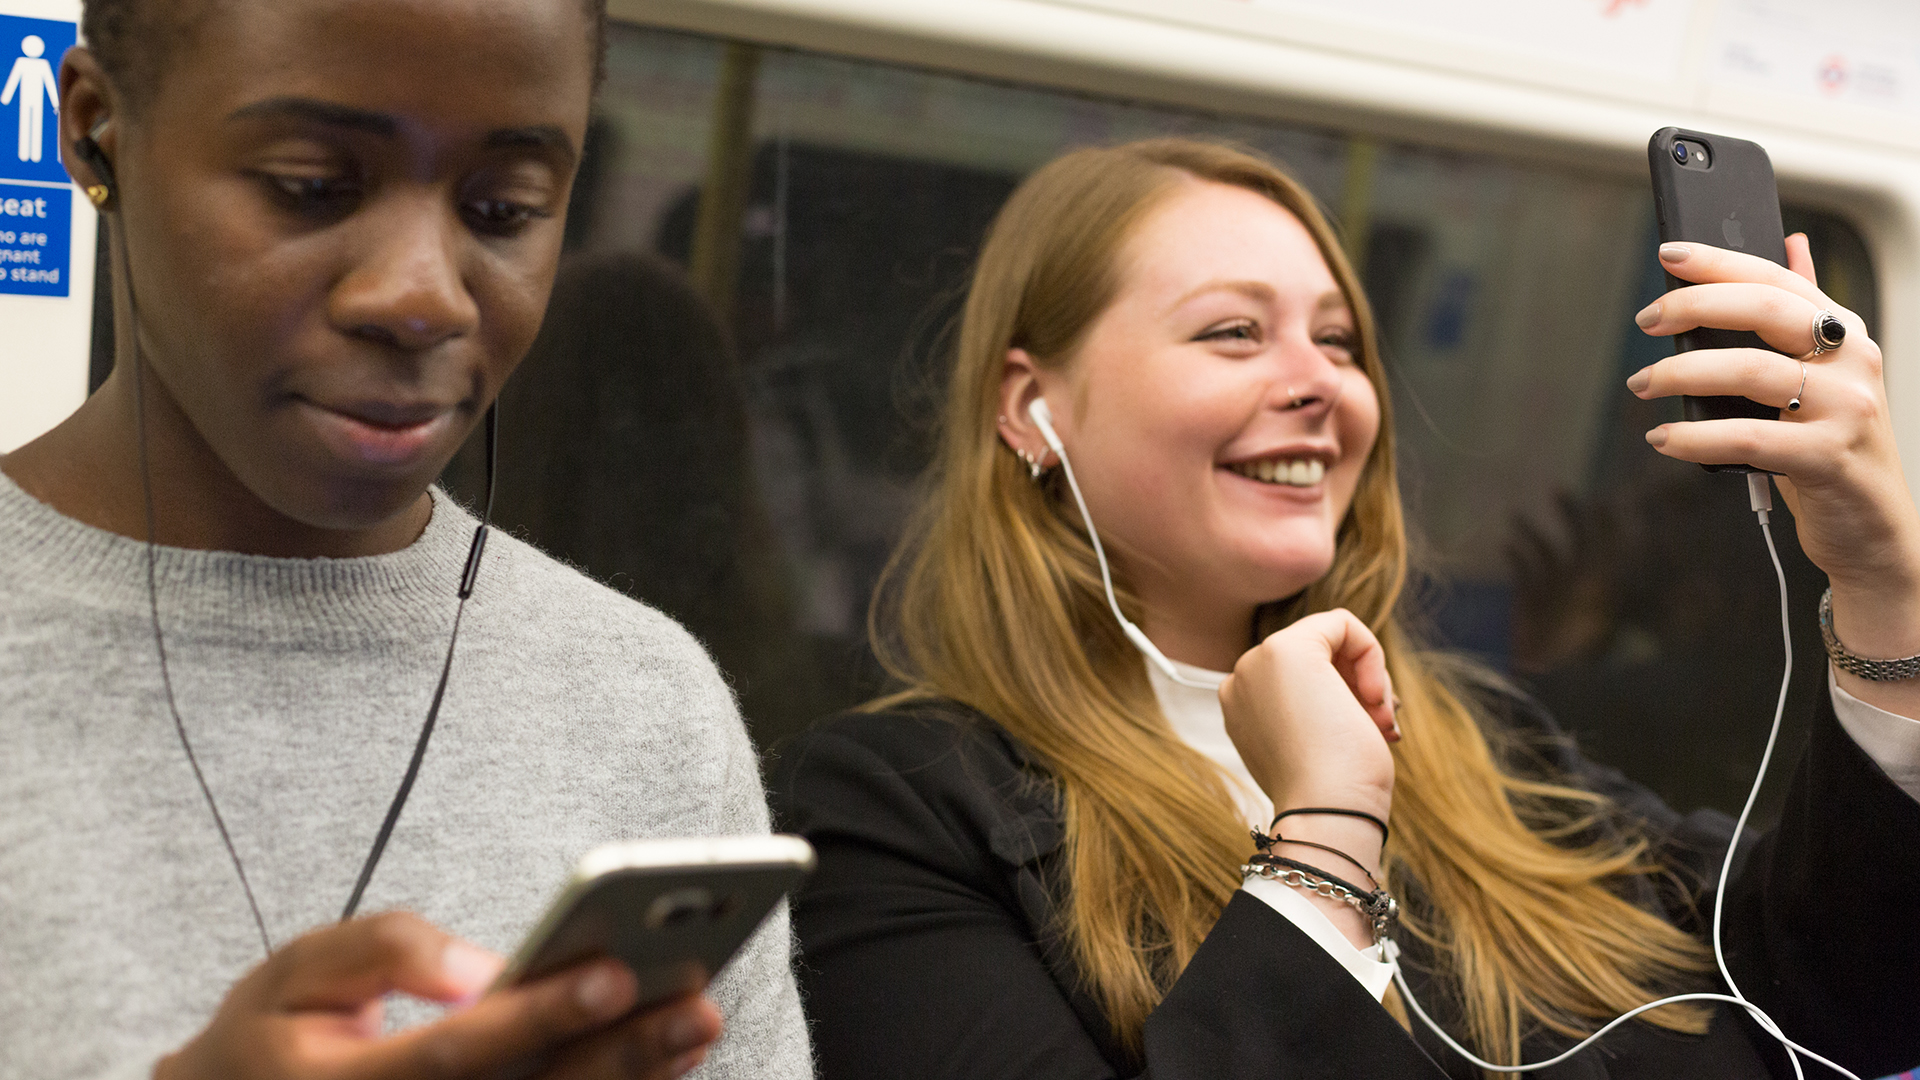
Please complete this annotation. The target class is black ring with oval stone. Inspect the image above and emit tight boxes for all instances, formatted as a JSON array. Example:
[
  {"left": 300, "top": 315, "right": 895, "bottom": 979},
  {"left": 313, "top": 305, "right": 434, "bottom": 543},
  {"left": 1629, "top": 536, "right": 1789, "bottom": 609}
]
[{"left": 1813, "top": 311, "right": 1847, "bottom": 352}]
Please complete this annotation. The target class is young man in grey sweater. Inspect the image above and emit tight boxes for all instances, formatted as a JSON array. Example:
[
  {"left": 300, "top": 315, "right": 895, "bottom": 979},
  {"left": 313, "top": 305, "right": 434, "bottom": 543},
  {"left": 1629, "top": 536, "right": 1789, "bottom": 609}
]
[{"left": 0, "top": 2, "right": 811, "bottom": 1079}]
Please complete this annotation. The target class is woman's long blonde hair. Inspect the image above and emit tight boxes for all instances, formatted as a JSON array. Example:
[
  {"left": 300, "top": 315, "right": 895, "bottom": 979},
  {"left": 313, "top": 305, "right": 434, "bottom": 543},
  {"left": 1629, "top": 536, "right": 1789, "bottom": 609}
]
[{"left": 867, "top": 138, "right": 1711, "bottom": 1067}]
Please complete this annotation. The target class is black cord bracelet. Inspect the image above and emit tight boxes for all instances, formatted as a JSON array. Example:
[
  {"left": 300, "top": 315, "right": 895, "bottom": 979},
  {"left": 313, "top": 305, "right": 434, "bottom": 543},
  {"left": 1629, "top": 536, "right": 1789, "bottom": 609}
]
[
  {"left": 1270, "top": 806, "right": 1389, "bottom": 843},
  {"left": 1250, "top": 830, "right": 1379, "bottom": 889}
]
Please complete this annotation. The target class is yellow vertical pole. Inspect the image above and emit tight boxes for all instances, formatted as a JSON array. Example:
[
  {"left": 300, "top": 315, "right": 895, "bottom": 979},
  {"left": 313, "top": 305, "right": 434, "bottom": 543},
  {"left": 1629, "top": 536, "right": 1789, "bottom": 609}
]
[
  {"left": 1339, "top": 136, "right": 1378, "bottom": 278},
  {"left": 689, "top": 42, "right": 762, "bottom": 320}
]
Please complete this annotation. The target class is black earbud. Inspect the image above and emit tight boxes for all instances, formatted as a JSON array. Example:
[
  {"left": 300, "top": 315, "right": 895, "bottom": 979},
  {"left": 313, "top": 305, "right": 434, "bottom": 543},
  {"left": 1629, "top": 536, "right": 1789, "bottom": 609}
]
[{"left": 75, "top": 118, "right": 116, "bottom": 208}]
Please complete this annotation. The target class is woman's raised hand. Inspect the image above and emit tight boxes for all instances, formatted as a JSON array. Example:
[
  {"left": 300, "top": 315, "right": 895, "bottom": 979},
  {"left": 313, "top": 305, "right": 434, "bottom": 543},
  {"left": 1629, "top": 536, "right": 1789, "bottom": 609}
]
[
  {"left": 1219, "top": 608, "right": 1399, "bottom": 825},
  {"left": 1630, "top": 237, "right": 1920, "bottom": 717},
  {"left": 155, "top": 912, "right": 722, "bottom": 1080}
]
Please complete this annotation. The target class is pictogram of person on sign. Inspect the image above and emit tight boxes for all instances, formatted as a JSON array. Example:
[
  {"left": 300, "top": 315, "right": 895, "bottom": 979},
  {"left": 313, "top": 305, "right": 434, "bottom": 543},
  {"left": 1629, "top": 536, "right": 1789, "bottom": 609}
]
[{"left": 2, "top": 35, "right": 59, "bottom": 164}]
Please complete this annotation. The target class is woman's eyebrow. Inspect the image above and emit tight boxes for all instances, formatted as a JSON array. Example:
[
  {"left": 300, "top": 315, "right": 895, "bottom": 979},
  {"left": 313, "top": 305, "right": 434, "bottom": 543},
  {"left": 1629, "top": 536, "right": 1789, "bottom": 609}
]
[
  {"left": 224, "top": 97, "right": 577, "bottom": 166},
  {"left": 1170, "top": 279, "right": 1274, "bottom": 309},
  {"left": 1316, "top": 291, "right": 1352, "bottom": 316}
]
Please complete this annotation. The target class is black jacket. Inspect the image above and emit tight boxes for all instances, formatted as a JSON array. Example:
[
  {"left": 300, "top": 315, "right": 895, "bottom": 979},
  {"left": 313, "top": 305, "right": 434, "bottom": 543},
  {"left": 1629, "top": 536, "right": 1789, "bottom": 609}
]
[{"left": 769, "top": 687, "right": 1920, "bottom": 1079}]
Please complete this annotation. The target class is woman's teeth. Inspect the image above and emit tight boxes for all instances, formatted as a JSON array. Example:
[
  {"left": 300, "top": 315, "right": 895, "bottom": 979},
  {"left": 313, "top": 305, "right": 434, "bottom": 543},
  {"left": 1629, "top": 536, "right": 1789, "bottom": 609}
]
[{"left": 1228, "top": 458, "right": 1326, "bottom": 486}]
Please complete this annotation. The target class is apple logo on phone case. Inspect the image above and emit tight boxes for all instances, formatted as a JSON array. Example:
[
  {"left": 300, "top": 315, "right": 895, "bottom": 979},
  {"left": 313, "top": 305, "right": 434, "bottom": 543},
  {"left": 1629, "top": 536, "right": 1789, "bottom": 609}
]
[{"left": 1723, "top": 212, "right": 1746, "bottom": 249}]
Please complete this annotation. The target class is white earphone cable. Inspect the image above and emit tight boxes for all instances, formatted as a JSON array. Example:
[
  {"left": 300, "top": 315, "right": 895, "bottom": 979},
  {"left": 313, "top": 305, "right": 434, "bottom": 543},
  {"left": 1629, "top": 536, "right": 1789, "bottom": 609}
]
[
  {"left": 1389, "top": 474, "right": 1852, "bottom": 1079},
  {"left": 1028, "top": 399, "right": 1218, "bottom": 690}
]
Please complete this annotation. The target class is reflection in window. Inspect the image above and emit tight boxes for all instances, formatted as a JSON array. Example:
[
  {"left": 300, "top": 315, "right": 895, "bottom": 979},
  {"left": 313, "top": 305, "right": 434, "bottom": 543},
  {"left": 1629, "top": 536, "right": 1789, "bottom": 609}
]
[{"left": 447, "top": 23, "right": 1879, "bottom": 828}]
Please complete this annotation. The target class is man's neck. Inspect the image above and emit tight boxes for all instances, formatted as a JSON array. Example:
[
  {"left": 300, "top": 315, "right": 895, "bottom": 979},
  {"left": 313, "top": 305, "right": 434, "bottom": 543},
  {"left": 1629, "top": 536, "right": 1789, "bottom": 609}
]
[{"left": 1, "top": 370, "right": 430, "bottom": 559}]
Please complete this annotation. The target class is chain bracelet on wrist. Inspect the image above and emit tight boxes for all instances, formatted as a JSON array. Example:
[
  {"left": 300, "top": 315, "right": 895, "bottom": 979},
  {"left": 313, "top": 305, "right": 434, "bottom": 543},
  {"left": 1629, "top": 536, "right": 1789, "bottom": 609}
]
[{"left": 1243, "top": 855, "right": 1399, "bottom": 945}]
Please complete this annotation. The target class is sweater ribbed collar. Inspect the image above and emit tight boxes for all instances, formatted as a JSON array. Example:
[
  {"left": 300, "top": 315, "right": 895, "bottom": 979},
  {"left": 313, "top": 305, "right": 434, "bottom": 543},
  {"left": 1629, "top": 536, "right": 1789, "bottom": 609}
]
[{"left": 0, "top": 470, "right": 477, "bottom": 643}]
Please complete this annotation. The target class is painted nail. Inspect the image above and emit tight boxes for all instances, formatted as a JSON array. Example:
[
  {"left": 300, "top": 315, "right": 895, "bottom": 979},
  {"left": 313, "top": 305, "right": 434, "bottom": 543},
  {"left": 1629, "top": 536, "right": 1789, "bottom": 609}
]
[
  {"left": 1634, "top": 304, "right": 1662, "bottom": 329},
  {"left": 1645, "top": 426, "right": 1669, "bottom": 448},
  {"left": 1625, "top": 367, "right": 1651, "bottom": 393},
  {"left": 1659, "top": 243, "right": 1692, "bottom": 262}
]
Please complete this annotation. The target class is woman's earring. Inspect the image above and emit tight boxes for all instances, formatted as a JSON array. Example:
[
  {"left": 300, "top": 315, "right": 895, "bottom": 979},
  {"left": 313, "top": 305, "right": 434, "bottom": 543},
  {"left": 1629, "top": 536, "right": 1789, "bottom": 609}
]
[
  {"left": 85, "top": 185, "right": 111, "bottom": 208},
  {"left": 1017, "top": 447, "right": 1046, "bottom": 480}
]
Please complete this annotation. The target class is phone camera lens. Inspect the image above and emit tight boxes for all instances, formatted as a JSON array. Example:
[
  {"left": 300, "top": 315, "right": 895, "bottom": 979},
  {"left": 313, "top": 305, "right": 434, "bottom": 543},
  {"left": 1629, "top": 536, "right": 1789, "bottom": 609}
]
[{"left": 1673, "top": 142, "right": 1690, "bottom": 165}]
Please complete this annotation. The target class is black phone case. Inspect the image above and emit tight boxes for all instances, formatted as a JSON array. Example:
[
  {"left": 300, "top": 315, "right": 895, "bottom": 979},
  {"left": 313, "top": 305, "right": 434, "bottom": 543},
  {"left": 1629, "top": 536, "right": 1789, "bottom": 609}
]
[{"left": 1647, "top": 127, "right": 1788, "bottom": 472}]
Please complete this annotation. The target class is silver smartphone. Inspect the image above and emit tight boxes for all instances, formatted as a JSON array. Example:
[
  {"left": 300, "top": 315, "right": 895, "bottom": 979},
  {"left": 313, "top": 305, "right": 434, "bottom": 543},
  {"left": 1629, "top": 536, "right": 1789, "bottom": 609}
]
[{"left": 494, "top": 835, "right": 815, "bottom": 1006}]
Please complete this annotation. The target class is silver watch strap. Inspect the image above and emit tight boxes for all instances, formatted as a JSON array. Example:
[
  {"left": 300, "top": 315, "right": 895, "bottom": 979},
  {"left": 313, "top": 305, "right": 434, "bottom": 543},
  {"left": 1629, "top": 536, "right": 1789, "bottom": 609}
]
[{"left": 1819, "top": 587, "right": 1920, "bottom": 682}]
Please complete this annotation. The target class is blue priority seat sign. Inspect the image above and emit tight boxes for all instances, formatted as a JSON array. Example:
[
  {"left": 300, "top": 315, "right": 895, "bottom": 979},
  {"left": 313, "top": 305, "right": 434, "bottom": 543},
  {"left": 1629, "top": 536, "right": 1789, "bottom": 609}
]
[{"left": 0, "top": 12, "right": 75, "bottom": 297}]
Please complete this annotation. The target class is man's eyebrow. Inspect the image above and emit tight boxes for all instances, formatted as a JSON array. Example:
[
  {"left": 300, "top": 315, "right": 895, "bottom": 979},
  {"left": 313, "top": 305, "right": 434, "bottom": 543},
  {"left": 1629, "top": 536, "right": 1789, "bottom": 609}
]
[
  {"left": 227, "top": 97, "right": 397, "bottom": 136},
  {"left": 225, "top": 100, "right": 578, "bottom": 166},
  {"left": 486, "top": 125, "right": 577, "bottom": 166}
]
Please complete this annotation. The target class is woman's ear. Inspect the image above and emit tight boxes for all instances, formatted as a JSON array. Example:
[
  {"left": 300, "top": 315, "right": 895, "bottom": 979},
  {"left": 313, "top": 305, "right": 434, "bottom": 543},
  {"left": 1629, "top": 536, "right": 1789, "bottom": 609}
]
[{"left": 997, "top": 348, "right": 1056, "bottom": 468}]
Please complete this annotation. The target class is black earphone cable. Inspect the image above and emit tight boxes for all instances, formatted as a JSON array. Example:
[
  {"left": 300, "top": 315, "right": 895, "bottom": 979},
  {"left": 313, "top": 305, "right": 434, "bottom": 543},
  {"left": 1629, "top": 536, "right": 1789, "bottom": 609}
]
[
  {"left": 106, "top": 147, "right": 498, "bottom": 951},
  {"left": 340, "top": 407, "right": 495, "bottom": 922},
  {"left": 130, "top": 304, "right": 276, "bottom": 956}
]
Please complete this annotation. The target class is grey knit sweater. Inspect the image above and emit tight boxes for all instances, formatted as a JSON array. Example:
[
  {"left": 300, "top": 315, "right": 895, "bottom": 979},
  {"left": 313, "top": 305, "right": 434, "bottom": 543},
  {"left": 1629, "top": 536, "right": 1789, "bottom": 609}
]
[{"left": 0, "top": 472, "right": 812, "bottom": 1080}]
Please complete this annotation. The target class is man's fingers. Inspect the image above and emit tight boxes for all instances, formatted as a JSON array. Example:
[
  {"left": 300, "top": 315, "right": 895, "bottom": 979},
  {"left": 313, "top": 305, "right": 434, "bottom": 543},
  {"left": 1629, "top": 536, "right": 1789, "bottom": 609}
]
[
  {"left": 1656, "top": 240, "right": 1824, "bottom": 305},
  {"left": 339, "top": 960, "right": 642, "bottom": 1080},
  {"left": 1629, "top": 347, "right": 1806, "bottom": 409},
  {"left": 267, "top": 913, "right": 503, "bottom": 1013},
  {"left": 542, "top": 994, "right": 723, "bottom": 1080}
]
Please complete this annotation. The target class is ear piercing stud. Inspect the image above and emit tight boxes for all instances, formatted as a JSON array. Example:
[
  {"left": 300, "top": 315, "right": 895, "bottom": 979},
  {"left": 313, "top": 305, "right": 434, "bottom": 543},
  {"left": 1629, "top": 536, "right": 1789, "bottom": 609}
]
[{"left": 85, "top": 185, "right": 110, "bottom": 208}]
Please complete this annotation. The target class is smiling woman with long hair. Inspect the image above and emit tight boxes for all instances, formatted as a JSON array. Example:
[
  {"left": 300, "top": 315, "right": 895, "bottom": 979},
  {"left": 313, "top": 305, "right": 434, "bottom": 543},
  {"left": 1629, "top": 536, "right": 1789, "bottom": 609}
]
[{"left": 772, "top": 138, "right": 1920, "bottom": 1078}]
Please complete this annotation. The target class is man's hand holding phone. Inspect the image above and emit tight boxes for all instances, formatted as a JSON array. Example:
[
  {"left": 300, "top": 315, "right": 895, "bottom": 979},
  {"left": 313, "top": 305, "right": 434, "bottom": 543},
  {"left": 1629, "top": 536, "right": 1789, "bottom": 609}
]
[{"left": 154, "top": 912, "right": 721, "bottom": 1080}]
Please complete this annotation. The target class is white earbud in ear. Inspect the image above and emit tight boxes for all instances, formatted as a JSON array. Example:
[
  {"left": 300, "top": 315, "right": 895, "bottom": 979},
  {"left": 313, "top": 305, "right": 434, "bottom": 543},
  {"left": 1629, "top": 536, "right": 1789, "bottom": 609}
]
[{"left": 1027, "top": 398, "right": 1063, "bottom": 453}]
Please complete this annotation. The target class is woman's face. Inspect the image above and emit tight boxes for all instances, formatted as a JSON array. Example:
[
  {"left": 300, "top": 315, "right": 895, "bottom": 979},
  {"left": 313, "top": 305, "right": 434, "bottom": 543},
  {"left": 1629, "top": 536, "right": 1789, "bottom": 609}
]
[
  {"left": 103, "top": 0, "right": 594, "bottom": 528},
  {"left": 1045, "top": 179, "right": 1381, "bottom": 644}
]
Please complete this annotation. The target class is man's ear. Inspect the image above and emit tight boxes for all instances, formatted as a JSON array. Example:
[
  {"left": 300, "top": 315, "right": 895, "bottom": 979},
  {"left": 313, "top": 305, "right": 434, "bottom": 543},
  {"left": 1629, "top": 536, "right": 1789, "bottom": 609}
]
[
  {"left": 996, "top": 348, "right": 1056, "bottom": 467},
  {"left": 59, "top": 47, "right": 117, "bottom": 201}
]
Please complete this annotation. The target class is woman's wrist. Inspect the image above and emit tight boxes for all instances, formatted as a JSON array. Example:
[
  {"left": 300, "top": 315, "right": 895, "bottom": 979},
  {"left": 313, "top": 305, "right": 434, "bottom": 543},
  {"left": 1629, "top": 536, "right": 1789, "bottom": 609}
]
[
  {"left": 1266, "top": 808, "right": 1386, "bottom": 881},
  {"left": 1827, "top": 574, "right": 1920, "bottom": 661},
  {"left": 1823, "top": 578, "right": 1920, "bottom": 718}
]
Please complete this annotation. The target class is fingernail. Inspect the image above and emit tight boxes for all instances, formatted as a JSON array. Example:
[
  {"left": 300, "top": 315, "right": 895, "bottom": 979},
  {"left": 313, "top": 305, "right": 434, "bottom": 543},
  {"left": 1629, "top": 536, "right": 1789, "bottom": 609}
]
[
  {"left": 670, "top": 1048, "right": 710, "bottom": 1078},
  {"left": 666, "top": 1008, "right": 711, "bottom": 1053},
  {"left": 1645, "top": 426, "right": 1669, "bottom": 448},
  {"left": 1659, "top": 243, "right": 1691, "bottom": 263},
  {"left": 1625, "top": 367, "right": 1651, "bottom": 393},
  {"left": 441, "top": 941, "right": 503, "bottom": 994},
  {"left": 1390, "top": 692, "right": 1402, "bottom": 715},
  {"left": 1634, "top": 303, "right": 1662, "bottom": 329},
  {"left": 1386, "top": 722, "right": 1402, "bottom": 743},
  {"left": 576, "top": 963, "right": 636, "bottom": 1017}
]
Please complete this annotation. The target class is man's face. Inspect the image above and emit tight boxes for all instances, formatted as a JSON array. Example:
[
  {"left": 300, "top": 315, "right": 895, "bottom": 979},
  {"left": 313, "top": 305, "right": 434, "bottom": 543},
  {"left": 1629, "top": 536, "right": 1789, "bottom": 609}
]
[{"left": 105, "top": 0, "right": 594, "bottom": 528}]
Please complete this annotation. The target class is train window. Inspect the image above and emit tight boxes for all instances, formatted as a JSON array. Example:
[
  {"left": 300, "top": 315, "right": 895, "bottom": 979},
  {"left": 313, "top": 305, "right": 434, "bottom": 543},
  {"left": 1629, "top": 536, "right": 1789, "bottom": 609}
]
[{"left": 439, "top": 22, "right": 1879, "bottom": 822}]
